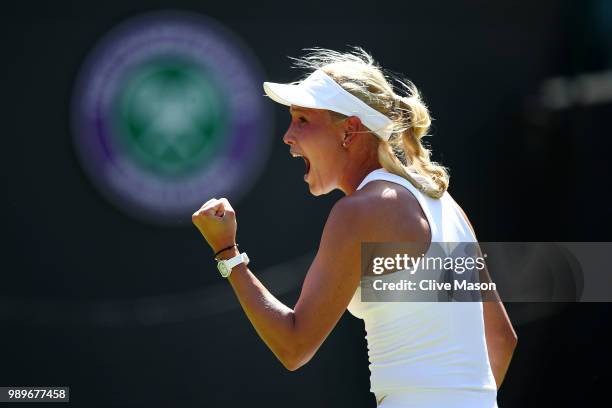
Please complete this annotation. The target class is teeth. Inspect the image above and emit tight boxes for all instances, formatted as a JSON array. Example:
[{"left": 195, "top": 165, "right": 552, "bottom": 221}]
[{"left": 291, "top": 152, "right": 303, "bottom": 158}]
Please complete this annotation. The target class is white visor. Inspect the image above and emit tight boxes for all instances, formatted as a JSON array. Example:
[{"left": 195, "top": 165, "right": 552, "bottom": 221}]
[{"left": 263, "top": 69, "right": 393, "bottom": 141}]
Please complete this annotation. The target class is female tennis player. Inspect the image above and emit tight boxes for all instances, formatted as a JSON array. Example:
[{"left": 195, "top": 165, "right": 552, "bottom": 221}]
[{"left": 192, "top": 48, "right": 517, "bottom": 407}]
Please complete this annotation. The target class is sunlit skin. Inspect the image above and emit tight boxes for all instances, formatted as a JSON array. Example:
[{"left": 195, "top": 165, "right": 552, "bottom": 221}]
[
  {"left": 192, "top": 105, "right": 516, "bottom": 389},
  {"left": 284, "top": 106, "right": 381, "bottom": 196}
]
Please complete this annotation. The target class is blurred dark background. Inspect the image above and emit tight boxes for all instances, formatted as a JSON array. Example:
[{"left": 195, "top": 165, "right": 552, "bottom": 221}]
[{"left": 2, "top": 0, "right": 611, "bottom": 407}]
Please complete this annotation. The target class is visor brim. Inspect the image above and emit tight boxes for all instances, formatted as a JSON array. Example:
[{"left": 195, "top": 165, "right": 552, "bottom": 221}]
[{"left": 263, "top": 82, "right": 319, "bottom": 109}]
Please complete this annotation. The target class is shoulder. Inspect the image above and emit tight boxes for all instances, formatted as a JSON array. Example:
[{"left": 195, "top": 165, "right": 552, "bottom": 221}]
[{"left": 325, "top": 179, "right": 431, "bottom": 243}]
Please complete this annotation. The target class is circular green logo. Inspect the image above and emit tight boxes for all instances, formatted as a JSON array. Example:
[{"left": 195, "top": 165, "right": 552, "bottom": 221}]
[
  {"left": 114, "top": 61, "right": 228, "bottom": 177},
  {"left": 72, "top": 11, "right": 273, "bottom": 225}
]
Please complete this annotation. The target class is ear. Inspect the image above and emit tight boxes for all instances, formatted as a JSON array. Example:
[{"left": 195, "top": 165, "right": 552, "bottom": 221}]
[{"left": 341, "top": 116, "right": 363, "bottom": 147}]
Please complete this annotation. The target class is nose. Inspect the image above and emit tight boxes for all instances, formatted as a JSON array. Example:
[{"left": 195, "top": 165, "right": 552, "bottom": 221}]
[{"left": 283, "top": 126, "right": 295, "bottom": 146}]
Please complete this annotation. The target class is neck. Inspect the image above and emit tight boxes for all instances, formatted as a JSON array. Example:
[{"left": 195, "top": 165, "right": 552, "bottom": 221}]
[{"left": 339, "top": 160, "right": 382, "bottom": 195}]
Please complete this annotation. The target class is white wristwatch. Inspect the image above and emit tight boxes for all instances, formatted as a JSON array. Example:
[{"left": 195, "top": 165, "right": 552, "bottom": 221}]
[{"left": 216, "top": 252, "right": 249, "bottom": 278}]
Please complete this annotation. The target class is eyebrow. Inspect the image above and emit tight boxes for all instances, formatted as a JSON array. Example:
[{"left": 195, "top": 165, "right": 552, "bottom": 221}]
[{"left": 289, "top": 106, "right": 308, "bottom": 114}]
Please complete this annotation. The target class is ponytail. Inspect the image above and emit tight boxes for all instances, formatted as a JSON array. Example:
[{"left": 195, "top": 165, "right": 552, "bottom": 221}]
[{"left": 378, "top": 89, "right": 449, "bottom": 199}]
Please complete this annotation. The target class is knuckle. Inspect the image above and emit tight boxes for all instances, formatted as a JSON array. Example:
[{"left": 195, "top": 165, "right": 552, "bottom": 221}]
[{"left": 202, "top": 198, "right": 217, "bottom": 207}]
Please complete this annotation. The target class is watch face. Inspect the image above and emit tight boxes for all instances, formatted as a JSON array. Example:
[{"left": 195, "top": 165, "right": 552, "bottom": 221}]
[{"left": 218, "top": 262, "right": 230, "bottom": 277}]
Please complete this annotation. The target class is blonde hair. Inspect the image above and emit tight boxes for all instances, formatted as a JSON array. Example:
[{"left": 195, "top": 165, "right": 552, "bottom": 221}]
[{"left": 290, "top": 47, "right": 449, "bottom": 199}]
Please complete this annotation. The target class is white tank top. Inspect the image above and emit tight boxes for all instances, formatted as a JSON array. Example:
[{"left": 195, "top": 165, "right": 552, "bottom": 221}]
[{"left": 347, "top": 168, "right": 498, "bottom": 407}]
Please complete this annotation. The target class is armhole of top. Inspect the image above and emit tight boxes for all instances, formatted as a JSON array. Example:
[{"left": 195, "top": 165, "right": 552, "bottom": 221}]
[{"left": 447, "top": 193, "right": 478, "bottom": 241}]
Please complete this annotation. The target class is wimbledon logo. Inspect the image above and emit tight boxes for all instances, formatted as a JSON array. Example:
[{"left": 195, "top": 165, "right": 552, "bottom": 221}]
[{"left": 72, "top": 11, "right": 272, "bottom": 225}]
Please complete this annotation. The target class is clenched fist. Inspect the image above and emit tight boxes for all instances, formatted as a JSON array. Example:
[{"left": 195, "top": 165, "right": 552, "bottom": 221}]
[{"left": 192, "top": 197, "right": 237, "bottom": 254}]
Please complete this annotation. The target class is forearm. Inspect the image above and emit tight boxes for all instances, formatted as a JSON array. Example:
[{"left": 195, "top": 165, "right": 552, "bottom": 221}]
[
  {"left": 220, "top": 248, "right": 298, "bottom": 367},
  {"left": 487, "top": 345, "right": 515, "bottom": 388},
  {"left": 483, "top": 300, "right": 518, "bottom": 388}
]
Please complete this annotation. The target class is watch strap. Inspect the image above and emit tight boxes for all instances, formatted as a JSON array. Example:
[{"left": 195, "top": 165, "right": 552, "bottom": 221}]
[
  {"left": 218, "top": 252, "right": 249, "bottom": 278},
  {"left": 227, "top": 252, "right": 248, "bottom": 269}
]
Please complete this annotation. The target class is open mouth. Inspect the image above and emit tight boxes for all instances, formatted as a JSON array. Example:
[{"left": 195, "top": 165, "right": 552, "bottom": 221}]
[
  {"left": 291, "top": 151, "right": 310, "bottom": 176},
  {"left": 302, "top": 156, "right": 311, "bottom": 175}
]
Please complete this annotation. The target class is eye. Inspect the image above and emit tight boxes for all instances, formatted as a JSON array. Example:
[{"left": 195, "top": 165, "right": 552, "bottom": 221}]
[{"left": 299, "top": 116, "right": 307, "bottom": 123}]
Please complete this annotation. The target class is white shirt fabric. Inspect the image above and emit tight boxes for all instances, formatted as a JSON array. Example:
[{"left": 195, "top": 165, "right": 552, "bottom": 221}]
[{"left": 347, "top": 168, "right": 498, "bottom": 408}]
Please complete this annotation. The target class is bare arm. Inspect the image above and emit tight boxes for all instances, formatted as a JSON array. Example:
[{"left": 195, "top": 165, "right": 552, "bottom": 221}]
[
  {"left": 452, "top": 199, "right": 518, "bottom": 388},
  {"left": 193, "top": 197, "right": 363, "bottom": 370},
  {"left": 483, "top": 293, "right": 517, "bottom": 388},
  {"left": 222, "top": 249, "right": 297, "bottom": 369}
]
